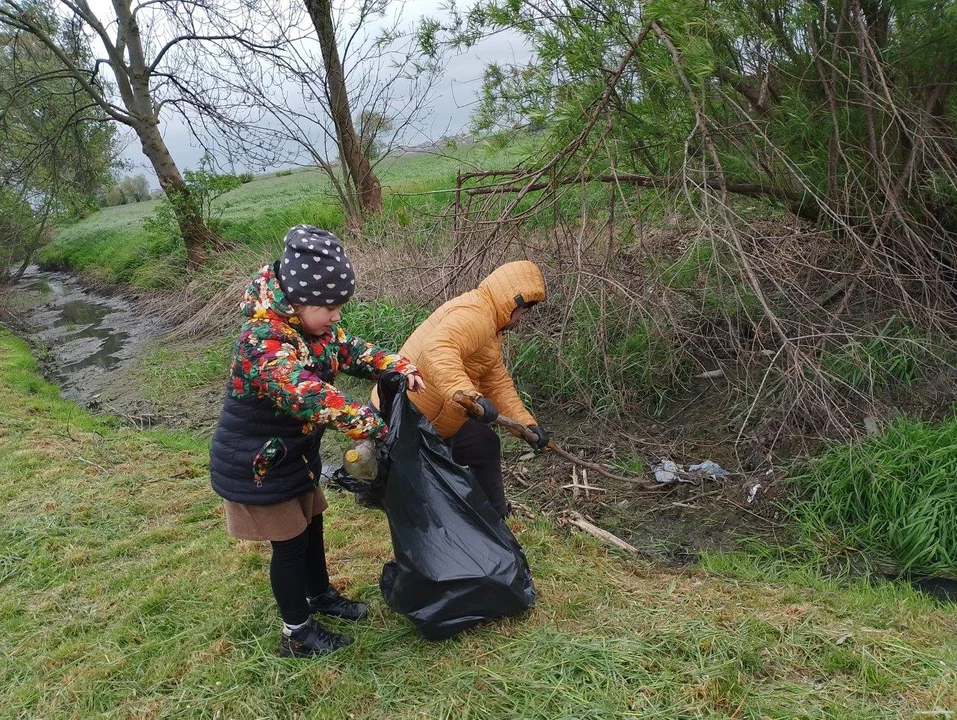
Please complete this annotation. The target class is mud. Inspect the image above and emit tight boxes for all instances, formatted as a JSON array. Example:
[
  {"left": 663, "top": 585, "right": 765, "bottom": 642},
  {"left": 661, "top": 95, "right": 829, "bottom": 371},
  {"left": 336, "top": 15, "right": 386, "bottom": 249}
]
[
  {"left": 7, "top": 266, "right": 166, "bottom": 407},
  {"left": 501, "top": 447, "right": 785, "bottom": 564}
]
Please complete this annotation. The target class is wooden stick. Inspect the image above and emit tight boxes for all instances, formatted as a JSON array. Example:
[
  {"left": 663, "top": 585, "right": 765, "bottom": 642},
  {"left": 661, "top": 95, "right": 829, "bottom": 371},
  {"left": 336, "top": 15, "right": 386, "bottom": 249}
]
[
  {"left": 560, "top": 483, "right": 607, "bottom": 493},
  {"left": 564, "top": 512, "right": 640, "bottom": 554},
  {"left": 453, "top": 392, "right": 656, "bottom": 488}
]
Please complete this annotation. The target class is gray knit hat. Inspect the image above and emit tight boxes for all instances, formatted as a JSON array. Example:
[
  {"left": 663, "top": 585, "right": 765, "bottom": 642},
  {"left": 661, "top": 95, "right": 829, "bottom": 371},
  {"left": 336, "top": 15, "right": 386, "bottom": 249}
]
[{"left": 278, "top": 225, "right": 356, "bottom": 306}]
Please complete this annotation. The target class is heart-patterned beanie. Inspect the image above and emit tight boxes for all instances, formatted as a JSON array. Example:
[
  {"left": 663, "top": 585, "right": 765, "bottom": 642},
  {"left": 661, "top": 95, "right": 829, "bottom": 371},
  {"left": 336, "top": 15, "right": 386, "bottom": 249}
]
[{"left": 278, "top": 225, "right": 356, "bottom": 306}]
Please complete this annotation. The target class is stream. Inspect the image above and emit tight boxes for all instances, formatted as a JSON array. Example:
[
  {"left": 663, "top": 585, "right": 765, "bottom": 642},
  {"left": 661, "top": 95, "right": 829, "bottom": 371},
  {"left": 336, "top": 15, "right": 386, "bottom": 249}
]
[{"left": 11, "top": 265, "right": 165, "bottom": 407}]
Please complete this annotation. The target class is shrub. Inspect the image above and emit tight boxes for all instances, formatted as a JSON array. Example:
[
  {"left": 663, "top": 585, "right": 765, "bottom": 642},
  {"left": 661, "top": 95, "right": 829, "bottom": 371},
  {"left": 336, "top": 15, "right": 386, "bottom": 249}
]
[
  {"left": 510, "top": 296, "right": 683, "bottom": 415},
  {"left": 146, "top": 154, "right": 242, "bottom": 238},
  {"left": 790, "top": 415, "right": 957, "bottom": 578},
  {"left": 338, "top": 300, "right": 430, "bottom": 349},
  {"left": 819, "top": 317, "right": 939, "bottom": 391}
]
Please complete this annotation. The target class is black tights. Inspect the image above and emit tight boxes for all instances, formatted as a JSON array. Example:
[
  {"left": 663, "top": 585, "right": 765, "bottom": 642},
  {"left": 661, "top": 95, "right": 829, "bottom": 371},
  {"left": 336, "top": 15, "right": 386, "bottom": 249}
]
[{"left": 269, "top": 515, "right": 330, "bottom": 625}]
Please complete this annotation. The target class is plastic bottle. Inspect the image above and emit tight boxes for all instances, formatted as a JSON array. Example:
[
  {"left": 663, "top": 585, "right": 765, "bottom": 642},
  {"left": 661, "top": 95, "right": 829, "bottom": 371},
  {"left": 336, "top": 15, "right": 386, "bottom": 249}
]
[{"left": 343, "top": 439, "right": 378, "bottom": 479}]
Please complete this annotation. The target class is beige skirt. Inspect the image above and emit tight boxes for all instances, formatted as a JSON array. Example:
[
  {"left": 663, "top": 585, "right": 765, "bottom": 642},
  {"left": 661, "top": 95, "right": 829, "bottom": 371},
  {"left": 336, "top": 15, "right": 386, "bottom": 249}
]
[{"left": 223, "top": 486, "right": 329, "bottom": 542}]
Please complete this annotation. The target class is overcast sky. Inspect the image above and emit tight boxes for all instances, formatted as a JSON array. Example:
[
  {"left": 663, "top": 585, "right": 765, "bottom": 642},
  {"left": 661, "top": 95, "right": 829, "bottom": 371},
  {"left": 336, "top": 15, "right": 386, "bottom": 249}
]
[{"left": 87, "top": 0, "right": 530, "bottom": 185}]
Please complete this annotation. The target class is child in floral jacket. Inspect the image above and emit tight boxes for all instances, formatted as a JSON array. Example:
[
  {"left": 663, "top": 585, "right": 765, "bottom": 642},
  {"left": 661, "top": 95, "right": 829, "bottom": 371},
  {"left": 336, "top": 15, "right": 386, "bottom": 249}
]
[{"left": 209, "top": 225, "right": 424, "bottom": 658}]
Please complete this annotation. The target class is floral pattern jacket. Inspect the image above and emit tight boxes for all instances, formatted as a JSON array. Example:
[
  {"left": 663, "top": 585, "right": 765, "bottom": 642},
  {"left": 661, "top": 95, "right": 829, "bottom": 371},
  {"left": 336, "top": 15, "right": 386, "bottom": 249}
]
[{"left": 209, "top": 262, "right": 416, "bottom": 505}]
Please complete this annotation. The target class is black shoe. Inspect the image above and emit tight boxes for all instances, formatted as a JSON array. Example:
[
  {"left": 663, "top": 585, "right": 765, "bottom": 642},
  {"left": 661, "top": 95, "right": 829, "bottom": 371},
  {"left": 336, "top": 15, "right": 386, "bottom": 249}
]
[
  {"left": 278, "top": 617, "right": 352, "bottom": 658},
  {"left": 307, "top": 585, "right": 369, "bottom": 622}
]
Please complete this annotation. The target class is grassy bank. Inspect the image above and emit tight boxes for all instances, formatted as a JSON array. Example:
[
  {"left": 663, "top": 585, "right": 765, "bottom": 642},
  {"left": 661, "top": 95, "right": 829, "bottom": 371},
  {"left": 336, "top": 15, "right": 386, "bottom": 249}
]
[
  {"left": 39, "top": 142, "right": 532, "bottom": 287},
  {"left": 2, "top": 328, "right": 956, "bottom": 719}
]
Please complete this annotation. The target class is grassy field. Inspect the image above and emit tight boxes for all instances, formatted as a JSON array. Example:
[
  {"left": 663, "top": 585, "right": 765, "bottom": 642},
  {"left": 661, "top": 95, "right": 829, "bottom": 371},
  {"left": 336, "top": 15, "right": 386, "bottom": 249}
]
[
  {"left": 31, "top": 131, "right": 957, "bottom": 586},
  {"left": 40, "top": 141, "right": 536, "bottom": 286},
  {"left": 2, "top": 328, "right": 956, "bottom": 719}
]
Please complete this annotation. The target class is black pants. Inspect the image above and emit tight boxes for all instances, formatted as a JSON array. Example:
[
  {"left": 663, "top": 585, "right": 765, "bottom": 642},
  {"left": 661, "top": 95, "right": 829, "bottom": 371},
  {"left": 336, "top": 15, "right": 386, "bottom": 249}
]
[
  {"left": 269, "top": 515, "right": 330, "bottom": 625},
  {"left": 450, "top": 419, "right": 507, "bottom": 517}
]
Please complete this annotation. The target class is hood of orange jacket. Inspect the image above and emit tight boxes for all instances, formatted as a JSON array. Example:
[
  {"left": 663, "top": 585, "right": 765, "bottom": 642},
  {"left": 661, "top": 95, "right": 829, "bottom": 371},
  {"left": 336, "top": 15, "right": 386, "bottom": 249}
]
[
  {"left": 372, "top": 261, "right": 545, "bottom": 438},
  {"left": 476, "top": 261, "right": 547, "bottom": 331}
]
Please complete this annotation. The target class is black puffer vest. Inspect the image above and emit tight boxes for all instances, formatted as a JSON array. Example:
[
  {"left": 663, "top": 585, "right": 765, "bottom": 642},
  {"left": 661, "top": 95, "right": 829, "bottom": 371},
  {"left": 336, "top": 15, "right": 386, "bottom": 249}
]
[{"left": 209, "top": 385, "right": 324, "bottom": 505}]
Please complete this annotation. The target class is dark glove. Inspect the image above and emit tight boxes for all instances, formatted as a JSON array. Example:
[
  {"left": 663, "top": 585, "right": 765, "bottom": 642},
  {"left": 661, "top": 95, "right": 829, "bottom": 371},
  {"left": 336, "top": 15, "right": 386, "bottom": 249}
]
[
  {"left": 527, "top": 425, "right": 549, "bottom": 450},
  {"left": 475, "top": 397, "right": 499, "bottom": 424}
]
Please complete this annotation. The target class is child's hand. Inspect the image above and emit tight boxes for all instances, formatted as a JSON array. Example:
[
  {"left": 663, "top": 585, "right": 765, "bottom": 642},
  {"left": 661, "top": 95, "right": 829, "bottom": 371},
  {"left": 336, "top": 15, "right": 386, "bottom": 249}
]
[{"left": 404, "top": 371, "right": 426, "bottom": 394}]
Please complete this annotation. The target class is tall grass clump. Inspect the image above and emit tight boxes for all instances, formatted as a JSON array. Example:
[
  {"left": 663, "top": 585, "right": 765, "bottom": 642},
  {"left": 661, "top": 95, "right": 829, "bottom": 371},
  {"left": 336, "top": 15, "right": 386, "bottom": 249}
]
[
  {"left": 790, "top": 415, "right": 957, "bottom": 578},
  {"left": 510, "top": 296, "right": 684, "bottom": 415},
  {"left": 339, "top": 300, "right": 430, "bottom": 350},
  {"left": 818, "top": 317, "right": 943, "bottom": 391}
]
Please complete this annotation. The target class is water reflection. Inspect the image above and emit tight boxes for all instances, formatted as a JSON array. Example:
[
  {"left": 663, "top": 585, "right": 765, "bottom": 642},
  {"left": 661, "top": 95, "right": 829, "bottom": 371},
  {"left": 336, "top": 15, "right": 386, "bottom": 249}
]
[
  {"left": 54, "top": 299, "right": 130, "bottom": 373},
  {"left": 16, "top": 266, "right": 161, "bottom": 403}
]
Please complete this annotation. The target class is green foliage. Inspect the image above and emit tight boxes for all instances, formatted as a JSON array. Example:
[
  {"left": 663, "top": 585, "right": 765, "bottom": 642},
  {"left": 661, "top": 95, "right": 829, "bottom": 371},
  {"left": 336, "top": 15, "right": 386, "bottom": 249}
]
[
  {"left": 613, "top": 455, "right": 645, "bottom": 476},
  {"left": 452, "top": 0, "right": 957, "bottom": 232},
  {"left": 338, "top": 300, "right": 430, "bottom": 350},
  {"left": 660, "top": 239, "right": 716, "bottom": 288},
  {"left": 790, "top": 415, "right": 957, "bottom": 577},
  {"left": 0, "top": 2, "right": 118, "bottom": 265},
  {"left": 356, "top": 109, "right": 394, "bottom": 160},
  {"left": 657, "top": 237, "right": 762, "bottom": 316},
  {"left": 146, "top": 154, "right": 242, "bottom": 239},
  {"left": 101, "top": 174, "right": 152, "bottom": 207},
  {"left": 511, "top": 297, "right": 684, "bottom": 414},
  {"left": 819, "top": 318, "right": 940, "bottom": 391},
  {"left": 0, "top": 187, "right": 39, "bottom": 274}
]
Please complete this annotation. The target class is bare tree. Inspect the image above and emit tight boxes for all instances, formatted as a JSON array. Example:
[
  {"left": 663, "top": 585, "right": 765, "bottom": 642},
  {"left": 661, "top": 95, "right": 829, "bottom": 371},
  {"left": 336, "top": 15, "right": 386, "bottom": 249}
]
[
  {"left": 305, "top": 0, "right": 382, "bottom": 216},
  {"left": 0, "top": 0, "right": 285, "bottom": 267},
  {"left": 228, "top": 0, "right": 445, "bottom": 228}
]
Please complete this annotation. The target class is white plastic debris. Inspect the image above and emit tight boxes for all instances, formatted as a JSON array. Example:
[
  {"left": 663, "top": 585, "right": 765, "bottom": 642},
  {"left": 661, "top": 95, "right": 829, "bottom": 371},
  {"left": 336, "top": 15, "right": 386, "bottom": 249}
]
[
  {"left": 688, "top": 460, "right": 728, "bottom": 479},
  {"left": 653, "top": 459, "right": 682, "bottom": 484},
  {"left": 746, "top": 483, "right": 763, "bottom": 504}
]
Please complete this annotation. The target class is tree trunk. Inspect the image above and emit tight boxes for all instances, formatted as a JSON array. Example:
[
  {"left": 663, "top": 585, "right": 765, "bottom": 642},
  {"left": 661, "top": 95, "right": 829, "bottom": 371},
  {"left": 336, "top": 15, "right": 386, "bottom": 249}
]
[
  {"left": 134, "top": 115, "right": 215, "bottom": 269},
  {"left": 304, "top": 0, "right": 383, "bottom": 218},
  {"left": 114, "top": 0, "right": 218, "bottom": 269}
]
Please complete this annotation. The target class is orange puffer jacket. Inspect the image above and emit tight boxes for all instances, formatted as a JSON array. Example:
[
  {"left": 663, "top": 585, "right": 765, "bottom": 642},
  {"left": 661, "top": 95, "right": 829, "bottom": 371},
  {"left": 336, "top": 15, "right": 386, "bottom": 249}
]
[{"left": 375, "top": 261, "right": 546, "bottom": 438}]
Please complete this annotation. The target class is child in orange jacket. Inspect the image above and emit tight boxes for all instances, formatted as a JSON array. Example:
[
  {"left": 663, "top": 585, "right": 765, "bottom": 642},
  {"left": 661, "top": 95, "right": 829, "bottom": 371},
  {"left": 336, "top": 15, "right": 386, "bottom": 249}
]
[{"left": 374, "top": 261, "right": 548, "bottom": 516}]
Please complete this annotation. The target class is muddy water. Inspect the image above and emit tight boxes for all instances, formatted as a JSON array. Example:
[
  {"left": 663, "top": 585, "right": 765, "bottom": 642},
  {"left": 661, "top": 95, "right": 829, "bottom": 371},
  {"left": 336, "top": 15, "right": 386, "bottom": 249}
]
[{"left": 12, "top": 266, "right": 165, "bottom": 406}]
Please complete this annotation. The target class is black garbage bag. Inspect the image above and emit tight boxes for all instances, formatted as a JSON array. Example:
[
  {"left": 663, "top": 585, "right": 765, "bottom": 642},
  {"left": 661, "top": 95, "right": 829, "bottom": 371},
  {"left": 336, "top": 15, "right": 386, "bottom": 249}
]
[
  {"left": 374, "top": 372, "right": 536, "bottom": 640},
  {"left": 328, "top": 467, "right": 385, "bottom": 509}
]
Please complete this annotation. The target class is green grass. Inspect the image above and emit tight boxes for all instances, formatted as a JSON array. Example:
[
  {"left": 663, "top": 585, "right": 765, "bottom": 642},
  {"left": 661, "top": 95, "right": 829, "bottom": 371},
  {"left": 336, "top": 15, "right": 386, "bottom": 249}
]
[
  {"left": 3, "top": 327, "right": 957, "bottom": 718},
  {"left": 789, "top": 414, "right": 957, "bottom": 578},
  {"left": 40, "top": 141, "right": 535, "bottom": 286},
  {"left": 338, "top": 299, "right": 431, "bottom": 350},
  {"left": 819, "top": 317, "right": 942, "bottom": 391},
  {"left": 511, "top": 296, "right": 685, "bottom": 415},
  {"left": 657, "top": 237, "right": 763, "bottom": 316}
]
